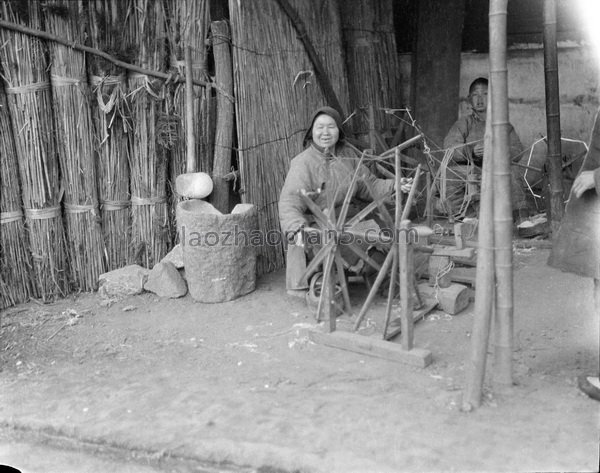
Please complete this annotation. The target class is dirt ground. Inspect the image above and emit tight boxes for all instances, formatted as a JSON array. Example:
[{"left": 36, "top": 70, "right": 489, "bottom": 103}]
[{"left": 0, "top": 247, "right": 598, "bottom": 473}]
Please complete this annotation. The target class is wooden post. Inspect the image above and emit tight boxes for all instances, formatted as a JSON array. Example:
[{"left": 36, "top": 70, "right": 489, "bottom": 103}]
[
  {"left": 184, "top": 46, "right": 195, "bottom": 174},
  {"left": 399, "top": 220, "right": 414, "bottom": 351},
  {"left": 489, "top": 0, "right": 514, "bottom": 387},
  {"left": 412, "top": 0, "right": 466, "bottom": 147},
  {"left": 543, "top": 0, "right": 564, "bottom": 232},
  {"left": 463, "top": 87, "right": 495, "bottom": 409},
  {"left": 211, "top": 20, "right": 234, "bottom": 213}
]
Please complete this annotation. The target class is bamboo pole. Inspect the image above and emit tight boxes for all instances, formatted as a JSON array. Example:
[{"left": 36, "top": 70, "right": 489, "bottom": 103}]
[
  {"left": 211, "top": 20, "right": 234, "bottom": 213},
  {"left": 489, "top": 0, "right": 514, "bottom": 387},
  {"left": 463, "top": 89, "right": 496, "bottom": 409},
  {"left": 543, "top": 0, "right": 564, "bottom": 232},
  {"left": 0, "top": 18, "right": 231, "bottom": 98}
]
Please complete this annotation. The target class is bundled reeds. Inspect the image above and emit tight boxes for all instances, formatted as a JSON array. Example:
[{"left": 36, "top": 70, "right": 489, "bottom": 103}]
[
  {"left": 87, "top": 0, "right": 134, "bottom": 270},
  {"left": 0, "top": 0, "right": 68, "bottom": 301},
  {"left": 228, "top": 0, "right": 350, "bottom": 273},
  {"left": 44, "top": 0, "right": 105, "bottom": 292},
  {"left": 0, "top": 84, "right": 35, "bottom": 309},
  {"left": 126, "top": 0, "right": 170, "bottom": 267},
  {"left": 341, "top": 0, "right": 403, "bottom": 139},
  {"left": 165, "top": 0, "right": 213, "bottom": 241}
]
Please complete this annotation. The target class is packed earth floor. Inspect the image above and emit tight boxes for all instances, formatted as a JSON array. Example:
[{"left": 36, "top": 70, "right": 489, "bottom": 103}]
[{"left": 0, "top": 248, "right": 598, "bottom": 473}]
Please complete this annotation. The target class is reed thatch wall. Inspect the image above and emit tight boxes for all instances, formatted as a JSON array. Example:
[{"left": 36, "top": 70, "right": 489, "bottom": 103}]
[
  {"left": 341, "top": 0, "right": 403, "bottom": 143},
  {"left": 45, "top": 0, "right": 105, "bottom": 292},
  {"left": 229, "top": 0, "right": 350, "bottom": 274},
  {"left": 0, "top": 0, "right": 69, "bottom": 302},
  {"left": 88, "top": 0, "right": 134, "bottom": 271},
  {"left": 0, "top": 0, "right": 406, "bottom": 308},
  {"left": 0, "top": 84, "right": 35, "bottom": 308}
]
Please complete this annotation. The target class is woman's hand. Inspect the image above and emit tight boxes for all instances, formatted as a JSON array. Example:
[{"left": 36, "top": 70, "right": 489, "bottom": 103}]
[
  {"left": 473, "top": 142, "right": 485, "bottom": 158},
  {"left": 572, "top": 171, "right": 596, "bottom": 198},
  {"left": 396, "top": 177, "right": 413, "bottom": 194}
]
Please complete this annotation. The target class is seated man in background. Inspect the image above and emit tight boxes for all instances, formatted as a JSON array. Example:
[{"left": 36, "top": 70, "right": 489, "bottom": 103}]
[{"left": 442, "top": 77, "right": 531, "bottom": 223}]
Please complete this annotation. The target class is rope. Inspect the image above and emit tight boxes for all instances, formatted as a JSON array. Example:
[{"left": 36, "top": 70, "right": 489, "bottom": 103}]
[
  {"left": 50, "top": 75, "right": 86, "bottom": 87},
  {"left": 4, "top": 81, "right": 50, "bottom": 94},
  {"left": 131, "top": 196, "right": 167, "bottom": 206},
  {"left": 24, "top": 206, "right": 61, "bottom": 220},
  {"left": 100, "top": 200, "right": 131, "bottom": 211},
  {"left": 63, "top": 203, "right": 97, "bottom": 215},
  {"left": 433, "top": 259, "right": 455, "bottom": 301},
  {"left": 0, "top": 210, "right": 24, "bottom": 224}
]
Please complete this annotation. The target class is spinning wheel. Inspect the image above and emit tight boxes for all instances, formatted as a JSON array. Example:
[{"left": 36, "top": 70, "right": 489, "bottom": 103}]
[{"left": 297, "top": 138, "right": 425, "bottom": 349}]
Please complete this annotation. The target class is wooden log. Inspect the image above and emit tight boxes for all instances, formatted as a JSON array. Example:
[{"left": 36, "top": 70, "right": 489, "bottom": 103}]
[
  {"left": 308, "top": 330, "right": 432, "bottom": 367},
  {"left": 384, "top": 299, "right": 438, "bottom": 341},
  {"left": 432, "top": 247, "right": 475, "bottom": 259},
  {"left": 211, "top": 20, "right": 234, "bottom": 213},
  {"left": 417, "top": 283, "right": 470, "bottom": 315}
]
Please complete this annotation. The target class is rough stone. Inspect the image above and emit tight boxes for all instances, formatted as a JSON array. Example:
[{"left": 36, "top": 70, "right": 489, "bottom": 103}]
[
  {"left": 144, "top": 261, "right": 188, "bottom": 298},
  {"left": 98, "top": 265, "right": 149, "bottom": 298},
  {"left": 161, "top": 243, "right": 184, "bottom": 269}
]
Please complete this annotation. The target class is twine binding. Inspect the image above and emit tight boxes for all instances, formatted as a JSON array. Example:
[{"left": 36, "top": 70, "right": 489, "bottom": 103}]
[
  {"left": 24, "top": 206, "right": 61, "bottom": 220},
  {"left": 0, "top": 210, "right": 24, "bottom": 224}
]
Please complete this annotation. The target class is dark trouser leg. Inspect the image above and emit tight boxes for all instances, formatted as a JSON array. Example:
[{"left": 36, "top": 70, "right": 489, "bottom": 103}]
[{"left": 511, "top": 164, "right": 530, "bottom": 212}]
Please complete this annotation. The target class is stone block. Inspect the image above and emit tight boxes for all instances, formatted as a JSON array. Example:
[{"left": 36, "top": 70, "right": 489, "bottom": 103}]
[
  {"left": 144, "top": 261, "right": 188, "bottom": 298},
  {"left": 98, "top": 265, "right": 149, "bottom": 298},
  {"left": 161, "top": 243, "right": 184, "bottom": 269},
  {"left": 177, "top": 200, "right": 257, "bottom": 303}
]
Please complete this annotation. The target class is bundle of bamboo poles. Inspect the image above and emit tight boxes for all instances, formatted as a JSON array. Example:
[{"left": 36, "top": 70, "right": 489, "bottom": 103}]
[
  {"left": 126, "top": 0, "right": 170, "bottom": 267},
  {"left": 87, "top": 0, "right": 133, "bottom": 271},
  {"left": 340, "top": 0, "right": 403, "bottom": 140},
  {"left": 165, "top": 0, "right": 213, "bottom": 239},
  {"left": 0, "top": 0, "right": 68, "bottom": 301},
  {"left": 44, "top": 0, "right": 105, "bottom": 292},
  {"left": 463, "top": 0, "right": 514, "bottom": 409},
  {"left": 0, "top": 84, "right": 35, "bottom": 308},
  {"left": 228, "top": 0, "right": 350, "bottom": 274}
]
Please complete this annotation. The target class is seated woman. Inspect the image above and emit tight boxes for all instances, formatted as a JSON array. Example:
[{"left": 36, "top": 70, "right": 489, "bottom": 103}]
[
  {"left": 442, "top": 77, "right": 530, "bottom": 223},
  {"left": 278, "top": 106, "right": 410, "bottom": 295}
]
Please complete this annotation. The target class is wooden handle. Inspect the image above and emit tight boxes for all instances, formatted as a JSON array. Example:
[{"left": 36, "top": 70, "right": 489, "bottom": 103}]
[{"left": 185, "top": 46, "right": 195, "bottom": 174}]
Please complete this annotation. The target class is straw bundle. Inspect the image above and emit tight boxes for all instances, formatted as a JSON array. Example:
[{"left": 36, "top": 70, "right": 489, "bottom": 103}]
[
  {"left": 87, "top": 0, "right": 134, "bottom": 270},
  {"left": 0, "top": 0, "right": 68, "bottom": 301},
  {"left": 0, "top": 84, "right": 35, "bottom": 309},
  {"left": 341, "top": 0, "right": 403, "bottom": 139},
  {"left": 165, "top": 0, "right": 213, "bottom": 241},
  {"left": 229, "top": 0, "right": 350, "bottom": 274},
  {"left": 44, "top": 0, "right": 105, "bottom": 292},
  {"left": 126, "top": 0, "right": 170, "bottom": 268}
]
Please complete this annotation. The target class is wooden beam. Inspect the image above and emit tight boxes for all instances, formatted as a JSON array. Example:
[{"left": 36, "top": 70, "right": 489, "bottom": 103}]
[
  {"left": 308, "top": 330, "right": 432, "bottom": 367},
  {"left": 412, "top": 0, "right": 466, "bottom": 148}
]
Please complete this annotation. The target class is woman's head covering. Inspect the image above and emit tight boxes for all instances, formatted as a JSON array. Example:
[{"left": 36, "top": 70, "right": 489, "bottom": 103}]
[{"left": 302, "top": 106, "right": 345, "bottom": 147}]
